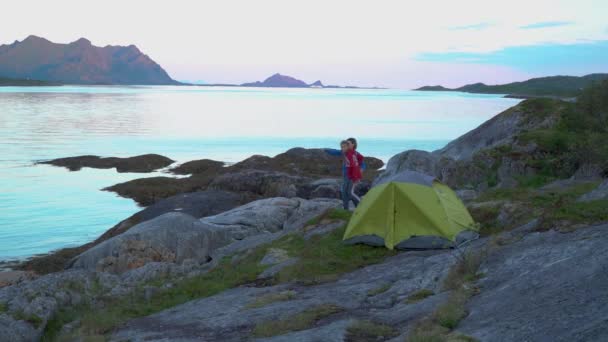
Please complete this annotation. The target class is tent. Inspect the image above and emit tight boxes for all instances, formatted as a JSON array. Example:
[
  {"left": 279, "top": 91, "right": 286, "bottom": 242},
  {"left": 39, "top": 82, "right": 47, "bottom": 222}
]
[{"left": 343, "top": 171, "right": 478, "bottom": 250}]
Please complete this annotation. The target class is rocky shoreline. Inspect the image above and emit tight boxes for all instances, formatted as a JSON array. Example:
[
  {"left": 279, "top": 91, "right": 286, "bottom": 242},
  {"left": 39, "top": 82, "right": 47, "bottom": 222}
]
[
  {"left": 1, "top": 81, "right": 607, "bottom": 341},
  {"left": 16, "top": 148, "right": 384, "bottom": 274}
]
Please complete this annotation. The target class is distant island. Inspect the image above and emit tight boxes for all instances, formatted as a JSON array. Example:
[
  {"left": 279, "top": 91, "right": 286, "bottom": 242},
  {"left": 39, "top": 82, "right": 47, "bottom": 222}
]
[
  {"left": 0, "top": 76, "right": 59, "bottom": 87},
  {"left": 0, "top": 35, "right": 178, "bottom": 85},
  {"left": 238, "top": 73, "right": 374, "bottom": 89},
  {"left": 415, "top": 73, "right": 608, "bottom": 98}
]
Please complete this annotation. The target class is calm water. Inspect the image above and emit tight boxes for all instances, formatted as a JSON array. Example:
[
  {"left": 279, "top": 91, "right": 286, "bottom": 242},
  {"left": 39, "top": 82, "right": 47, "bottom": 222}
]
[{"left": 0, "top": 86, "right": 519, "bottom": 260}]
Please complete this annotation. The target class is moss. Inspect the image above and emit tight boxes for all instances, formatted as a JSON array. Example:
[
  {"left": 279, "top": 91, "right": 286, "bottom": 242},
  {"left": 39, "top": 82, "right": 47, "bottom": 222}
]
[
  {"left": 406, "top": 289, "right": 435, "bottom": 304},
  {"left": 13, "top": 310, "right": 44, "bottom": 328},
  {"left": 0, "top": 302, "right": 7, "bottom": 313},
  {"left": 244, "top": 290, "right": 296, "bottom": 309},
  {"left": 345, "top": 320, "right": 398, "bottom": 342},
  {"left": 367, "top": 283, "right": 392, "bottom": 297},
  {"left": 252, "top": 304, "right": 343, "bottom": 338}
]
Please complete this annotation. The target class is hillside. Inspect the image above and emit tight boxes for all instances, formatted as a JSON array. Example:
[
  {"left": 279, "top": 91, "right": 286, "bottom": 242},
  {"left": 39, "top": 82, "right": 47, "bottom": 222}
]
[
  {"left": 0, "top": 35, "right": 178, "bottom": 85},
  {"left": 415, "top": 73, "right": 608, "bottom": 97}
]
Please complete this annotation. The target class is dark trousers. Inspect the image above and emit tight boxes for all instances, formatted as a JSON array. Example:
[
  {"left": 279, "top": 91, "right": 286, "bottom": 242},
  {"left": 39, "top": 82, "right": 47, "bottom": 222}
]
[{"left": 342, "top": 178, "right": 360, "bottom": 210}]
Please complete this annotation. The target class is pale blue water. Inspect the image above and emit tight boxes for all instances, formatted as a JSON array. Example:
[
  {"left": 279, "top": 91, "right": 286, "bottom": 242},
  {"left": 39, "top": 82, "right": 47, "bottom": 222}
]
[{"left": 0, "top": 86, "right": 519, "bottom": 260}]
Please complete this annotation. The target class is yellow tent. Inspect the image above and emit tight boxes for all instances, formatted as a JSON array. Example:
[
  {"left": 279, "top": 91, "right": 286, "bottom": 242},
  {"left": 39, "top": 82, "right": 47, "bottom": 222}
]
[{"left": 343, "top": 171, "right": 478, "bottom": 250}]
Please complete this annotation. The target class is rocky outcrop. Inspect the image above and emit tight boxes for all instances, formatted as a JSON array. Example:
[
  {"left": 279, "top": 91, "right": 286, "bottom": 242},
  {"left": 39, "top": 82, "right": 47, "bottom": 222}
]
[
  {"left": 104, "top": 148, "right": 383, "bottom": 205},
  {"left": 18, "top": 190, "right": 245, "bottom": 274},
  {"left": 70, "top": 197, "right": 339, "bottom": 273},
  {"left": 40, "top": 154, "right": 174, "bottom": 173},
  {"left": 434, "top": 100, "right": 557, "bottom": 161},
  {"left": 376, "top": 99, "right": 569, "bottom": 191},
  {"left": 0, "top": 35, "right": 178, "bottom": 85},
  {"left": 169, "top": 159, "right": 224, "bottom": 175},
  {"left": 459, "top": 223, "right": 608, "bottom": 341}
]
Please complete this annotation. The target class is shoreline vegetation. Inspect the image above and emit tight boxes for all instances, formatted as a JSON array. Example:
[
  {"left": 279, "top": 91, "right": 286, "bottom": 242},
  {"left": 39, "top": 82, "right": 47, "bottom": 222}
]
[
  {"left": 0, "top": 77, "right": 60, "bottom": 87},
  {"left": 0, "top": 79, "right": 606, "bottom": 341},
  {"left": 415, "top": 73, "right": 608, "bottom": 99}
]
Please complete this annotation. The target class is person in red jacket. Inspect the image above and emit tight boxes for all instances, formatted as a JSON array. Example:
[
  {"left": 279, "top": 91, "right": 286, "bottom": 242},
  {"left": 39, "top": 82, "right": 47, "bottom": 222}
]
[{"left": 343, "top": 138, "right": 362, "bottom": 209}]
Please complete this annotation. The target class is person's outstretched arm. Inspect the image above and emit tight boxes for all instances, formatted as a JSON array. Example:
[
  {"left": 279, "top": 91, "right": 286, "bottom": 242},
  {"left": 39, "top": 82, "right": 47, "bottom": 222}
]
[{"left": 324, "top": 148, "right": 342, "bottom": 156}]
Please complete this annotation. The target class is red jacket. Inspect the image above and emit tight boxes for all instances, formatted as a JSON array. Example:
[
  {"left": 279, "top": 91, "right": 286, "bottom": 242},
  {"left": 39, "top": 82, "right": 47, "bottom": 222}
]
[{"left": 345, "top": 150, "right": 362, "bottom": 181}]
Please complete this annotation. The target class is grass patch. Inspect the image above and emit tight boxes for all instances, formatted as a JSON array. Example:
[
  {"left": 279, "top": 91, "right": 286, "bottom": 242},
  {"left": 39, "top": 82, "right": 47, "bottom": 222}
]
[
  {"left": 0, "top": 302, "right": 7, "bottom": 313},
  {"left": 552, "top": 199, "right": 608, "bottom": 223},
  {"left": 434, "top": 289, "right": 471, "bottom": 329},
  {"left": 442, "top": 250, "right": 483, "bottom": 291},
  {"left": 244, "top": 290, "right": 296, "bottom": 309},
  {"left": 305, "top": 208, "right": 352, "bottom": 227},
  {"left": 406, "top": 289, "right": 435, "bottom": 304},
  {"left": 13, "top": 310, "right": 44, "bottom": 328},
  {"left": 407, "top": 320, "right": 450, "bottom": 342},
  {"left": 252, "top": 304, "right": 343, "bottom": 338},
  {"left": 367, "top": 283, "right": 392, "bottom": 297},
  {"left": 274, "top": 226, "right": 396, "bottom": 285},
  {"left": 345, "top": 320, "right": 398, "bottom": 342}
]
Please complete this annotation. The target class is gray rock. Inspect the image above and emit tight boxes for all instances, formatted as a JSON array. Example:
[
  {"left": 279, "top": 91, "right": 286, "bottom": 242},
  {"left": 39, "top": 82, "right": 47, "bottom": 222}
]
[
  {"left": 374, "top": 150, "right": 438, "bottom": 185},
  {"left": 456, "top": 189, "right": 478, "bottom": 202},
  {"left": 70, "top": 198, "right": 339, "bottom": 273},
  {"left": 258, "top": 258, "right": 299, "bottom": 279},
  {"left": 0, "top": 269, "right": 112, "bottom": 341},
  {"left": 459, "top": 223, "right": 608, "bottom": 342},
  {"left": 0, "top": 314, "right": 38, "bottom": 342},
  {"left": 577, "top": 179, "right": 608, "bottom": 202},
  {"left": 257, "top": 319, "right": 353, "bottom": 342},
  {"left": 208, "top": 169, "right": 311, "bottom": 198},
  {"left": 260, "top": 248, "right": 291, "bottom": 266},
  {"left": 70, "top": 213, "right": 233, "bottom": 273}
]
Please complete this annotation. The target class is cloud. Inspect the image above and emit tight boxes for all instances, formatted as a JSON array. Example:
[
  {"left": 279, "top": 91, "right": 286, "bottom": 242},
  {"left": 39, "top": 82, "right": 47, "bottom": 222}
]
[
  {"left": 448, "top": 22, "right": 492, "bottom": 30},
  {"left": 416, "top": 40, "right": 608, "bottom": 75},
  {"left": 520, "top": 21, "right": 574, "bottom": 29}
]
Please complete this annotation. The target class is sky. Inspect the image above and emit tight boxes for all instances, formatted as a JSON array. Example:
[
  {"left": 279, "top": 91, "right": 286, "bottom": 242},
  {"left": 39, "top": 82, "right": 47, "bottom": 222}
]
[{"left": 1, "top": 0, "right": 607, "bottom": 88}]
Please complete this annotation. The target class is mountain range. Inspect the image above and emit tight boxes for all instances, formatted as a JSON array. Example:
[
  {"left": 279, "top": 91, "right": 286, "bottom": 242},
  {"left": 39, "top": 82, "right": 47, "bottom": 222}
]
[
  {"left": 0, "top": 35, "right": 178, "bottom": 85},
  {"left": 415, "top": 73, "right": 608, "bottom": 98}
]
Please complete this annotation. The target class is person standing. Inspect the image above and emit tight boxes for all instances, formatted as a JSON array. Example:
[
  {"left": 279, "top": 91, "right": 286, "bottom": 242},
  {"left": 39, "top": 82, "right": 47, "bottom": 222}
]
[{"left": 344, "top": 140, "right": 362, "bottom": 209}]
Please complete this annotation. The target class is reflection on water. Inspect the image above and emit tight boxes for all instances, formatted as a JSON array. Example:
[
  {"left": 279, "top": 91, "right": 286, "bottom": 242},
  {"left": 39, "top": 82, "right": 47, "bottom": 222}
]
[{"left": 0, "top": 86, "right": 520, "bottom": 260}]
